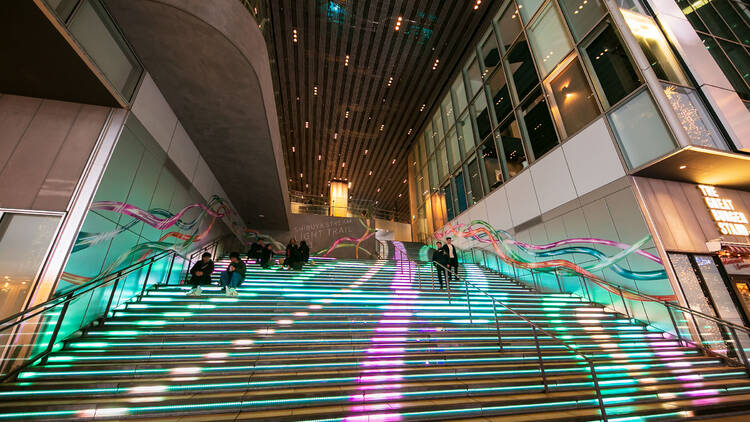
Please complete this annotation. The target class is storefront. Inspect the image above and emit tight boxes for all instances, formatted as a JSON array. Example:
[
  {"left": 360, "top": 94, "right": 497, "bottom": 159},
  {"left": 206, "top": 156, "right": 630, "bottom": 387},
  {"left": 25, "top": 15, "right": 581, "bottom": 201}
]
[{"left": 634, "top": 177, "right": 750, "bottom": 328}]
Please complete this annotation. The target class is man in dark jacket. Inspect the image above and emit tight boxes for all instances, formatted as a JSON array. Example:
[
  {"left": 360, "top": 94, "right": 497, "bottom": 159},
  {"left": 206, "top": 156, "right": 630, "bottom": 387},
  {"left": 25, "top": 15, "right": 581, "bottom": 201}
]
[
  {"left": 432, "top": 241, "right": 449, "bottom": 289},
  {"left": 219, "top": 252, "right": 246, "bottom": 296},
  {"left": 259, "top": 244, "right": 274, "bottom": 269},
  {"left": 440, "top": 237, "right": 459, "bottom": 281},
  {"left": 247, "top": 239, "right": 265, "bottom": 263},
  {"left": 299, "top": 240, "right": 310, "bottom": 265},
  {"left": 187, "top": 252, "right": 214, "bottom": 296}
]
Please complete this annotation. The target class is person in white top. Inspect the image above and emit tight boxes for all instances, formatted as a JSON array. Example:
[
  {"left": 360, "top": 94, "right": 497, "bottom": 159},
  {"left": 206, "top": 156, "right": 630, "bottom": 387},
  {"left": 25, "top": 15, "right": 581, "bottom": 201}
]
[{"left": 440, "top": 237, "right": 459, "bottom": 281}]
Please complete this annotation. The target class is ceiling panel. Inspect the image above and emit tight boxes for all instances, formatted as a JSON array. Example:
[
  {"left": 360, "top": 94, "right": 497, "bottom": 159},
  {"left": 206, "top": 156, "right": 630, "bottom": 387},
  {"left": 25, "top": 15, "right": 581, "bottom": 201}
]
[{"left": 269, "top": 0, "right": 497, "bottom": 221}]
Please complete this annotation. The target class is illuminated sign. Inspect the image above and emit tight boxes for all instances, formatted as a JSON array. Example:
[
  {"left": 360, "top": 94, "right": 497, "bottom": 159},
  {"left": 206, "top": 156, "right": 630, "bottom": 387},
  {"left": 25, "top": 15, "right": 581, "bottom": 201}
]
[{"left": 698, "top": 185, "right": 749, "bottom": 236}]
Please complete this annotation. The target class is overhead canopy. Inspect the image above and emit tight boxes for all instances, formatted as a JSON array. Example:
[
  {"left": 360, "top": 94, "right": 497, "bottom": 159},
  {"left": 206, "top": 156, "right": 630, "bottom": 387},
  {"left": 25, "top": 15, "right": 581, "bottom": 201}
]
[{"left": 105, "top": 0, "right": 290, "bottom": 230}]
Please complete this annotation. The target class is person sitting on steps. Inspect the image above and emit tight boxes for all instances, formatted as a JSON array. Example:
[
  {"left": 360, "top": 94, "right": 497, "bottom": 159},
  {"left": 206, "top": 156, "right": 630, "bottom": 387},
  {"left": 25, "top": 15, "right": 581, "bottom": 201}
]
[
  {"left": 187, "top": 252, "right": 214, "bottom": 296},
  {"left": 219, "top": 252, "right": 246, "bottom": 296},
  {"left": 259, "top": 243, "right": 274, "bottom": 269},
  {"left": 247, "top": 239, "right": 265, "bottom": 263}
]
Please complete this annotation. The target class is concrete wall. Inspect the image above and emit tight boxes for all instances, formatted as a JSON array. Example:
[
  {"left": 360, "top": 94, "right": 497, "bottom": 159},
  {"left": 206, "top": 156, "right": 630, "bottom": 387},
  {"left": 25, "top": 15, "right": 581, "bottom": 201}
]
[
  {"left": 375, "top": 219, "right": 413, "bottom": 242},
  {"left": 0, "top": 94, "right": 110, "bottom": 211}
]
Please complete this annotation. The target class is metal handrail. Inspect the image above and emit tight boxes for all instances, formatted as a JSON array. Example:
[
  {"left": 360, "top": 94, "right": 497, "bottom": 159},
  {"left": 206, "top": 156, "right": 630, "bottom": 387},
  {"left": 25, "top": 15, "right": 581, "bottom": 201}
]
[
  {"left": 464, "top": 246, "right": 750, "bottom": 373},
  {"left": 431, "top": 261, "right": 608, "bottom": 420},
  {"left": 0, "top": 249, "right": 183, "bottom": 381}
]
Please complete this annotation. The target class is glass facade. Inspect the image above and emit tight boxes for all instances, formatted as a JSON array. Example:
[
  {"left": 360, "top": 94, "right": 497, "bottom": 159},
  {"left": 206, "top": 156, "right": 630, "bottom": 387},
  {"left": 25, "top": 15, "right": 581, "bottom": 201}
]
[{"left": 408, "top": 0, "right": 729, "bottom": 241}]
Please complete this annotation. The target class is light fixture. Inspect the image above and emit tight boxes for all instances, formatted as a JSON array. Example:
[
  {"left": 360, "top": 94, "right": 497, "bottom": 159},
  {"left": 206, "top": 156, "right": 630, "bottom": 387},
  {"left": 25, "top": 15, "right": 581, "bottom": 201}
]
[
  {"left": 420, "top": 104, "right": 426, "bottom": 112},
  {"left": 391, "top": 159, "right": 396, "bottom": 164},
  {"left": 345, "top": 55, "right": 350, "bottom": 66},
  {"left": 313, "top": 86, "right": 318, "bottom": 96},
  {"left": 432, "top": 59, "right": 440, "bottom": 70},
  {"left": 341, "top": 162, "right": 346, "bottom": 167},
  {"left": 474, "top": 0, "right": 482, "bottom": 10},
  {"left": 300, "top": 173, "right": 303, "bottom": 178},
  {"left": 364, "top": 149, "right": 368, "bottom": 155},
  {"left": 395, "top": 16, "right": 403, "bottom": 31},
  {"left": 380, "top": 124, "right": 385, "bottom": 131},
  {"left": 407, "top": 129, "right": 413, "bottom": 135},
  {"left": 305, "top": 121, "right": 309, "bottom": 128},
  {"left": 387, "top": 76, "right": 393, "bottom": 87},
  {"left": 318, "top": 154, "right": 322, "bottom": 160},
  {"left": 292, "top": 146, "right": 295, "bottom": 152},
  {"left": 368, "top": 170, "right": 373, "bottom": 176},
  {"left": 679, "top": 165, "right": 687, "bottom": 170},
  {"left": 345, "top": 110, "right": 350, "bottom": 119},
  {"left": 292, "top": 28, "right": 298, "bottom": 43},
  {"left": 334, "top": 132, "right": 338, "bottom": 139}
]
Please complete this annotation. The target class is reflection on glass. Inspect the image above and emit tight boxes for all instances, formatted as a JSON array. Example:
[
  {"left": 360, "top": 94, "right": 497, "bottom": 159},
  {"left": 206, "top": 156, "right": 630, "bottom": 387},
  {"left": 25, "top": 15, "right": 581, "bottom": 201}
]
[
  {"left": 0, "top": 213, "right": 60, "bottom": 319},
  {"left": 436, "top": 142, "right": 448, "bottom": 180},
  {"left": 428, "top": 155, "right": 438, "bottom": 190},
  {"left": 700, "top": 35, "right": 750, "bottom": 101},
  {"left": 695, "top": 255, "right": 746, "bottom": 327},
  {"left": 489, "top": 67, "right": 513, "bottom": 122},
  {"left": 455, "top": 171, "right": 468, "bottom": 213},
  {"left": 479, "top": 138, "right": 503, "bottom": 190},
  {"left": 669, "top": 253, "right": 724, "bottom": 352},
  {"left": 620, "top": 9, "right": 689, "bottom": 85},
  {"left": 559, "top": 0, "right": 607, "bottom": 41},
  {"left": 471, "top": 93, "right": 492, "bottom": 141},
  {"left": 498, "top": 1, "right": 523, "bottom": 50},
  {"left": 711, "top": 0, "right": 750, "bottom": 45},
  {"left": 663, "top": 84, "right": 725, "bottom": 149},
  {"left": 608, "top": 89, "right": 676, "bottom": 168},
  {"left": 444, "top": 184, "right": 455, "bottom": 221},
  {"left": 68, "top": 0, "right": 142, "bottom": 100},
  {"left": 527, "top": 3, "right": 574, "bottom": 77},
  {"left": 452, "top": 74, "right": 469, "bottom": 112},
  {"left": 694, "top": 0, "right": 736, "bottom": 40},
  {"left": 481, "top": 32, "right": 502, "bottom": 77},
  {"left": 442, "top": 93, "right": 456, "bottom": 128},
  {"left": 522, "top": 88, "right": 559, "bottom": 159},
  {"left": 675, "top": 0, "right": 708, "bottom": 32},
  {"left": 417, "top": 134, "right": 427, "bottom": 172},
  {"left": 467, "top": 157, "right": 484, "bottom": 205},
  {"left": 518, "top": 0, "right": 546, "bottom": 23},
  {"left": 547, "top": 57, "right": 600, "bottom": 136},
  {"left": 433, "top": 113, "right": 444, "bottom": 141},
  {"left": 424, "top": 122, "right": 434, "bottom": 155},
  {"left": 718, "top": 39, "right": 750, "bottom": 87},
  {"left": 507, "top": 37, "right": 539, "bottom": 101},
  {"left": 583, "top": 24, "right": 642, "bottom": 107},
  {"left": 457, "top": 111, "right": 476, "bottom": 157},
  {"left": 498, "top": 116, "right": 528, "bottom": 178},
  {"left": 467, "top": 58, "right": 484, "bottom": 95},
  {"left": 446, "top": 129, "right": 461, "bottom": 170}
]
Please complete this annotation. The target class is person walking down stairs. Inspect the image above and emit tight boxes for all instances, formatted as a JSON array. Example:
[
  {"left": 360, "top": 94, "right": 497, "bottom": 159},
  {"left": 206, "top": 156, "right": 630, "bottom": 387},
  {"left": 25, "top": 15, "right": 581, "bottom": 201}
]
[
  {"left": 186, "top": 252, "right": 214, "bottom": 296},
  {"left": 432, "top": 241, "right": 449, "bottom": 290},
  {"left": 219, "top": 251, "right": 245, "bottom": 296}
]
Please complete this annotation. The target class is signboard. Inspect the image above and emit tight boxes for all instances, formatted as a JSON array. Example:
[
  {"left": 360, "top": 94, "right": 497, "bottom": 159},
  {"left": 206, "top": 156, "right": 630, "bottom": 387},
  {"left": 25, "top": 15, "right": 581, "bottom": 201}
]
[{"left": 698, "top": 185, "right": 749, "bottom": 236}]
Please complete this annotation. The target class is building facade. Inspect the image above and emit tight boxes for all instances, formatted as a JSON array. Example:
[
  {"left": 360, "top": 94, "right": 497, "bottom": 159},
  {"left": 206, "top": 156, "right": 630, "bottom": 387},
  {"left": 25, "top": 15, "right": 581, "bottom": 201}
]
[{"left": 408, "top": 0, "right": 750, "bottom": 328}]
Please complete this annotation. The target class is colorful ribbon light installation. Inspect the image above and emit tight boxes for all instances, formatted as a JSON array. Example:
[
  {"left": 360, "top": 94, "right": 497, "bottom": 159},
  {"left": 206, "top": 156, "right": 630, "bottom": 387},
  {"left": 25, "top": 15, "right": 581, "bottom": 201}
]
[{"left": 436, "top": 220, "right": 675, "bottom": 302}]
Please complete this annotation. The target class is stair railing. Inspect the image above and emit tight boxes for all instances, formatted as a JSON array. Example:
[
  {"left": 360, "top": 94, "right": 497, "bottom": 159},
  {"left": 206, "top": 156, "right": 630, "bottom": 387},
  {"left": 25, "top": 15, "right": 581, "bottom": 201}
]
[
  {"left": 431, "top": 261, "right": 609, "bottom": 421},
  {"left": 0, "top": 249, "right": 185, "bottom": 382},
  {"left": 464, "top": 246, "right": 750, "bottom": 376}
]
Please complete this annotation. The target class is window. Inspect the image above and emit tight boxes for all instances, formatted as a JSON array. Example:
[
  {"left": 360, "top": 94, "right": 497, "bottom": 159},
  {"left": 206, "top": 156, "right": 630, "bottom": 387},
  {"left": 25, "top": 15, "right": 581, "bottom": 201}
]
[
  {"left": 583, "top": 24, "right": 642, "bottom": 107},
  {"left": 428, "top": 155, "right": 438, "bottom": 190},
  {"left": 663, "top": 84, "right": 725, "bottom": 149},
  {"left": 466, "top": 157, "right": 484, "bottom": 204},
  {"left": 446, "top": 129, "right": 461, "bottom": 170},
  {"left": 711, "top": 0, "right": 750, "bottom": 45},
  {"left": 466, "top": 57, "right": 484, "bottom": 96},
  {"left": 620, "top": 9, "right": 689, "bottom": 85},
  {"left": 522, "top": 87, "right": 559, "bottom": 159},
  {"left": 507, "top": 37, "right": 539, "bottom": 101},
  {"left": 546, "top": 56, "right": 600, "bottom": 136},
  {"left": 497, "top": 1, "right": 523, "bottom": 50},
  {"left": 417, "top": 134, "right": 427, "bottom": 169},
  {"left": 433, "top": 113, "right": 444, "bottom": 141},
  {"left": 452, "top": 74, "right": 469, "bottom": 112},
  {"left": 0, "top": 213, "right": 61, "bottom": 319},
  {"left": 436, "top": 142, "right": 448, "bottom": 181},
  {"left": 517, "top": 0, "right": 546, "bottom": 23},
  {"left": 479, "top": 137, "right": 503, "bottom": 190},
  {"left": 68, "top": 0, "right": 142, "bottom": 100},
  {"left": 497, "top": 116, "right": 528, "bottom": 178},
  {"left": 471, "top": 92, "right": 493, "bottom": 141},
  {"left": 558, "top": 0, "right": 606, "bottom": 41},
  {"left": 488, "top": 68, "right": 514, "bottom": 122},
  {"left": 527, "top": 3, "right": 574, "bottom": 77},
  {"left": 441, "top": 93, "right": 456, "bottom": 128},
  {"left": 444, "top": 183, "right": 455, "bottom": 221},
  {"left": 700, "top": 35, "right": 750, "bottom": 101},
  {"left": 481, "top": 32, "right": 502, "bottom": 77},
  {"left": 455, "top": 171, "right": 468, "bottom": 213},
  {"left": 424, "top": 122, "right": 434, "bottom": 155},
  {"left": 608, "top": 89, "right": 676, "bottom": 168},
  {"left": 457, "top": 111, "right": 476, "bottom": 157}
]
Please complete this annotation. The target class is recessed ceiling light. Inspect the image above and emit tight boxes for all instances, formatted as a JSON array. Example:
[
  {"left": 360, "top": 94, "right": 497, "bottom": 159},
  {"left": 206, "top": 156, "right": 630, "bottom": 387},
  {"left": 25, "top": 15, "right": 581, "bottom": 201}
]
[
  {"left": 679, "top": 165, "right": 687, "bottom": 169},
  {"left": 394, "top": 16, "right": 403, "bottom": 31}
]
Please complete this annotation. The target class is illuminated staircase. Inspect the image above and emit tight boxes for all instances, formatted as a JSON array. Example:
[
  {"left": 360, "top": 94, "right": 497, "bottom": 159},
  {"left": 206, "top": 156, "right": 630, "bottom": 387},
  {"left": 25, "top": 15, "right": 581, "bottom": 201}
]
[{"left": 1, "top": 258, "right": 750, "bottom": 420}]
